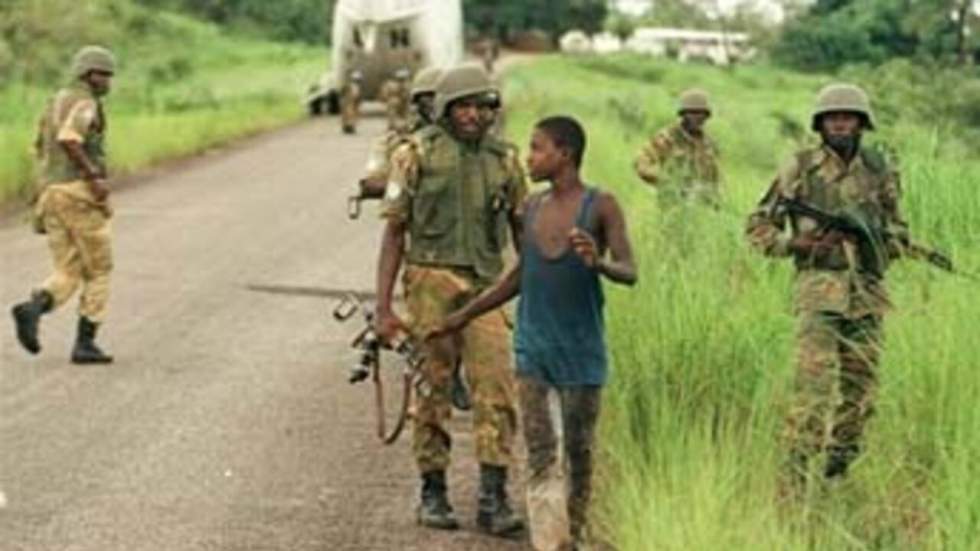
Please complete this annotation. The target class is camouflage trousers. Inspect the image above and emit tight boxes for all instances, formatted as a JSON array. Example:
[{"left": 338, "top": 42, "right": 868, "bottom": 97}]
[
  {"left": 519, "top": 376, "right": 602, "bottom": 550},
  {"left": 784, "top": 311, "right": 882, "bottom": 475},
  {"left": 403, "top": 265, "right": 518, "bottom": 473},
  {"left": 36, "top": 181, "right": 114, "bottom": 322},
  {"left": 340, "top": 94, "right": 360, "bottom": 131}
]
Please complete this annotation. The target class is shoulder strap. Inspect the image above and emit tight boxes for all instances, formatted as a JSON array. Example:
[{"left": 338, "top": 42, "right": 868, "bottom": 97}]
[
  {"left": 859, "top": 146, "right": 888, "bottom": 176},
  {"left": 575, "top": 187, "right": 598, "bottom": 230}
]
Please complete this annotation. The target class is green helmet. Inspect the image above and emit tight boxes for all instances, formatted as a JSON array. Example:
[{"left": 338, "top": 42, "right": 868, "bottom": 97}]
[
  {"left": 434, "top": 63, "right": 496, "bottom": 118},
  {"left": 411, "top": 66, "right": 442, "bottom": 99},
  {"left": 811, "top": 83, "right": 875, "bottom": 131},
  {"left": 678, "top": 88, "right": 711, "bottom": 115},
  {"left": 71, "top": 45, "right": 116, "bottom": 78}
]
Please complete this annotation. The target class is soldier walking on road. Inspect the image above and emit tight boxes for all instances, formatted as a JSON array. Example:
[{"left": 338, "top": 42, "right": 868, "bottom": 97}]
[
  {"left": 430, "top": 116, "right": 637, "bottom": 550},
  {"left": 746, "top": 84, "right": 909, "bottom": 494},
  {"left": 379, "top": 68, "right": 412, "bottom": 131},
  {"left": 339, "top": 70, "right": 363, "bottom": 135},
  {"left": 373, "top": 63, "right": 527, "bottom": 537},
  {"left": 359, "top": 67, "right": 442, "bottom": 198},
  {"left": 634, "top": 89, "right": 721, "bottom": 207},
  {"left": 11, "top": 46, "right": 117, "bottom": 364}
]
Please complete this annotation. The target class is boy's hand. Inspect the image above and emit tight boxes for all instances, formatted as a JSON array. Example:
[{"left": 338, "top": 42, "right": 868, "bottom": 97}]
[
  {"left": 569, "top": 227, "right": 599, "bottom": 268},
  {"left": 425, "top": 312, "right": 469, "bottom": 342}
]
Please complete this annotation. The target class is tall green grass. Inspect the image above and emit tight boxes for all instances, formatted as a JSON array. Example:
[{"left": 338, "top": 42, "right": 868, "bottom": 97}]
[
  {"left": 0, "top": 5, "right": 326, "bottom": 201},
  {"left": 505, "top": 55, "right": 980, "bottom": 550}
]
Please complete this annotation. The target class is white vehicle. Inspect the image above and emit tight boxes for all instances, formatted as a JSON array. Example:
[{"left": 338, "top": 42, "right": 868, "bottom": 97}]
[{"left": 307, "top": 0, "right": 464, "bottom": 115}]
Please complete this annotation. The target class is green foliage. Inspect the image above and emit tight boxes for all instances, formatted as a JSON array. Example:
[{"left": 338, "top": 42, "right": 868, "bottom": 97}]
[
  {"left": 132, "top": 0, "right": 329, "bottom": 44},
  {"left": 505, "top": 53, "right": 980, "bottom": 549},
  {"left": 463, "top": 0, "right": 608, "bottom": 41},
  {"left": 774, "top": 0, "right": 980, "bottom": 71}
]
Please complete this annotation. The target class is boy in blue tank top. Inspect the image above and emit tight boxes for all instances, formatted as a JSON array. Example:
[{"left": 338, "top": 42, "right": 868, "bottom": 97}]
[{"left": 429, "top": 116, "right": 637, "bottom": 550}]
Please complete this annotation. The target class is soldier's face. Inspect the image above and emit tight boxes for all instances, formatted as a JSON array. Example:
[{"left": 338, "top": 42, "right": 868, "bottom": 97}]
[
  {"left": 526, "top": 129, "right": 563, "bottom": 183},
  {"left": 448, "top": 98, "right": 483, "bottom": 140},
  {"left": 681, "top": 110, "right": 709, "bottom": 132},
  {"left": 86, "top": 70, "right": 113, "bottom": 96},
  {"left": 821, "top": 112, "right": 861, "bottom": 138}
]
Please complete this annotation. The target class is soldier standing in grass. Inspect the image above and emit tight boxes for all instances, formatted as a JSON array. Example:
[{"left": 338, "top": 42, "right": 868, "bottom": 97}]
[
  {"left": 634, "top": 88, "right": 721, "bottom": 207},
  {"left": 373, "top": 63, "right": 526, "bottom": 536},
  {"left": 11, "top": 46, "right": 117, "bottom": 365},
  {"left": 745, "top": 84, "right": 909, "bottom": 493},
  {"left": 339, "top": 70, "right": 363, "bottom": 134},
  {"left": 431, "top": 116, "right": 637, "bottom": 550}
]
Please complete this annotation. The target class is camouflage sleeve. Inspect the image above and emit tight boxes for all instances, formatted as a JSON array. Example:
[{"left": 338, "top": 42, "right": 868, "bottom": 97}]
[
  {"left": 505, "top": 144, "right": 529, "bottom": 217},
  {"left": 56, "top": 98, "right": 97, "bottom": 144},
  {"left": 745, "top": 156, "right": 798, "bottom": 258},
  {"left": 633, "top": 132, "right": 671, "bottom": 186},
  {"left": 365, "top": 132, "right": 394, "bottom": 180},
  {"left": 379, "top": 140, "right": 420, "bottom": 222}
]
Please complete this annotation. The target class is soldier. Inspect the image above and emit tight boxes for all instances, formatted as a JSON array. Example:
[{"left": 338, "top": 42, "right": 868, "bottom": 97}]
[
  {"left": 373, "top": 63, "right": 527, "bottom": 536},
  {"left": 429, "top": 116, "right": 637, "bottom": 550},
  {"left": 360, "top": 66, "right": 443, "bottom": 197},
  {"left": 634, "top": 88, "right": 721, "bottom": 207},
  {"left": 339, "top": 70, "right": 363, "bottom": 134},
  {"left": 379, "top": 68, "right": 412, "bottom": 131},
  {"left": 746, "top": 84, "right": 909, "bottom": 492},
  {"left": 10, "top": 45, "right": 117, "bottom": 364}
]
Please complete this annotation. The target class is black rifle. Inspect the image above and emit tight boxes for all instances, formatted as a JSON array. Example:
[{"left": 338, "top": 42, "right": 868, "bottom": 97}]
[{"left": 779, "top": 197, "right": 976, "bottom": 281}]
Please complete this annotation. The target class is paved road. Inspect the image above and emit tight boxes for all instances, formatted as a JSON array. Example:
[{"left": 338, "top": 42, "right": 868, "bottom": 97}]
[{"left": 0, "top": 115, "right": 528, "bottom": 550}]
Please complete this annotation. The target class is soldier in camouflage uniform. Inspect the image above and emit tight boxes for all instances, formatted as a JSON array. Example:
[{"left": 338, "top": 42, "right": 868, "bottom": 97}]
[
  {"left": 374, "top": 63, "right": 526, "bottom": 536},
  {"left": 378, "top": 68, "right": 412, "bottom": 131},
  {"left": 634, "top": 89, "right": 721, "bottom": 207},
  {"left": 746, "top": 84, "right": 909, "bottom": 489},
  {"left": 359, "top": 67, "right": 443, "bottom": 198},
  {"left": 339, "top": 70, "right": 363, "bottom": 134},
  {"left": 11, "top": 46, "right": 117, "bottom": 365}
]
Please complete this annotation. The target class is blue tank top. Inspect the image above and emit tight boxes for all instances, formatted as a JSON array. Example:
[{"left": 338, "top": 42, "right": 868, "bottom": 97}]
[{"left": 514, "top": 187, "right": 607, "bottom": 387}]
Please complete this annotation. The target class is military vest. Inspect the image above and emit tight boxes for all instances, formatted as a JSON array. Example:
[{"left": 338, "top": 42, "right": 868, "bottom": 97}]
[
  {"left": 790, "top": 146, "right": 892, "bottom": 275},
  {"left": 405, "top": 125, "right": 516, "bottom": 283},
  {"left": 37, "top": 85, "right": 106, "bottom": 186}
]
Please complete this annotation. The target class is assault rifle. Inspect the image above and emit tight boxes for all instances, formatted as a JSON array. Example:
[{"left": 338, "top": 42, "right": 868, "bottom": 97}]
[
  {"left": 778, "top": 197, "right": 976, "bottom": 281},
  {"left": 333, "top": 293, "right": 427, "bottom": 444},
  {"left": 346, "top": 177, "right": 386, "bottom": 220}
]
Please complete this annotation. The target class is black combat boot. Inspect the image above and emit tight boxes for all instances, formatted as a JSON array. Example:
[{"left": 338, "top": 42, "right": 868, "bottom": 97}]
[
  {"left": 476, "top": 464, "right": 524, "bottom": 537},
  {"left": 824, "top": 444, "right": 860, "bottom": 480},
  {"left": 11, "top": 290, "right": 54, "bottom": 354},
  {"left": 417, "top": 470, "right": 459, "bottom": 530},
  {"left": 71, "top": 317, "right": 113, "bottom": 364}
]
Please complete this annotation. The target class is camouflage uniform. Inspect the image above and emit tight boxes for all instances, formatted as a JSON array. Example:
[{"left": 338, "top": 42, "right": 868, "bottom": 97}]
[
  {"left": 746, "top": 84, "right": 908, "bottom": 482},
  {"left": 520, "top": 378, "right": 602, "bottom": 550},
  {"left": 12, "top": 46, "right": 116, "bottom": 364},
  {"left": 381, "top": 122, "right": 527, "bottom": 473},
  {"left": 33, "top": 80, "right": 114, "bottom": 322},
  {"left": 379, "top": 73, "right": 411, "bottom": 131},
  {"left": 634, "top": 122, "right": 721, "bottom": 206},
  {"left": 339, "top": 75, "right": 362, "bottom": 134}
]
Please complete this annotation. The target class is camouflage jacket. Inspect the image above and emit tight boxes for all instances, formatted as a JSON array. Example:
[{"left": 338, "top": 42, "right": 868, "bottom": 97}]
[
  {"left": 379, "top": 79, "right": 410, "bottom": 116},
  {"left": 746, "top": 144, "right": 909, "bottom": 318},
  {"left": 381, "top": 124, "right": 527, "bottom": 285},
  {"left": 34, "top": 84, "right": 107, "bottom": 190},
  {"left": 364, "top": 118, "right": 425, "bottom": 181},
  {"left": 634, "top": 123, "right": 720, "bottom": 204}
]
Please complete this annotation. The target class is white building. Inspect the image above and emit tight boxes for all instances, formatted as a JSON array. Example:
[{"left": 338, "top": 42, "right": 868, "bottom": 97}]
[{"left": 626, "top": 27, "right": 753, "bottom": 64}]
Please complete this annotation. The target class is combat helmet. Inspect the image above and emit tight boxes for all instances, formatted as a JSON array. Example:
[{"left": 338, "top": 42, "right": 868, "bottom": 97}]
[
  {"left": 411, "top": 66, "right": 443, "bottom": 99},
  {"left": 677, "top": 88, "right": 711, "bottom": 115},
  {"left": 71, "top": 45, "right": 116, "bottom": 78},
  {"left": 434, "top": 63, "right": 496, "bottom": 118},
  {"left": 811, "top": 83, "right": 875, "bottom": 131}
]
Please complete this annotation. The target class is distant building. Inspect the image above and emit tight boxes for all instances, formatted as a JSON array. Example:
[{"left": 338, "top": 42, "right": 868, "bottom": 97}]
[
  {"left": 612, "top": 0, "right": 653, "bottom": 16},
  {"left": 626, "top": 27, "right": 753, "bottom": 65}
]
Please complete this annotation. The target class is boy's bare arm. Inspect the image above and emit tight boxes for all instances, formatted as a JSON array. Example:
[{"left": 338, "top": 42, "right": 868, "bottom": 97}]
[
  {"left": 427, "top": 263, "right": 522, "bottom": 340},
  {"left": 596, "top": 192, "right": 637, "bottom": 286}
]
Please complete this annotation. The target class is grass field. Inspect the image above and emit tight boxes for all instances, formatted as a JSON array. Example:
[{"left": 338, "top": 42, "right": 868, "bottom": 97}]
[
  {"left": 504, "top": 55, "right": 980, "bottom": 550},
  {"left": 0, "top": 6, "right": 326, "bottom": 201}
]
